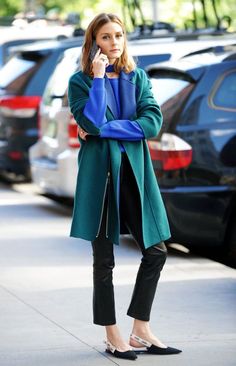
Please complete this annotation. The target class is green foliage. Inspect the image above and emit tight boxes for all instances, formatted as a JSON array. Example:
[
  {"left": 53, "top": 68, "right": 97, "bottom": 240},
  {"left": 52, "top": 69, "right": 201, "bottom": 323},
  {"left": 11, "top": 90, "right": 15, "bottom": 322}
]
[
  {"left": 0, "top": 0, "right": 24, "bottom": 16},
  {"left": 0, "top": 0, "right": 235, "bottom": 32},
  {"left": 37, "top": 0, "right": 101, "bottom": 15},
  {"left": 160, "top": 0, "right": 236, "bottom": 31}
]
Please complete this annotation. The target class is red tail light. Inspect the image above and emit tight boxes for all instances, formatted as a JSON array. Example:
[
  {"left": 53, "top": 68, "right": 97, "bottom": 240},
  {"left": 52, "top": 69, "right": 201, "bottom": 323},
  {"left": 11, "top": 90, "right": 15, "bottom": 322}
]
[
  {"left": 148, "top": 133, "right": 192, "bottom": 170},
  {"left": 68, "top": 115, "right": 80, "bottom": 148},
  {"left": 8, "top": 151, "right": 23, "bottom": 160},
  {"left": 0, "top": 96, "right": 41, "bottom": 118}
]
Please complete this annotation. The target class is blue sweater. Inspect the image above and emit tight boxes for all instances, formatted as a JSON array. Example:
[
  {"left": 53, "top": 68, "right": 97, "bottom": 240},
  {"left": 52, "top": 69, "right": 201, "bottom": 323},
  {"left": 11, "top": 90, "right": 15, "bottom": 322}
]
[{"left": 83, "top": 78, "right": 144, "bottom": 151}]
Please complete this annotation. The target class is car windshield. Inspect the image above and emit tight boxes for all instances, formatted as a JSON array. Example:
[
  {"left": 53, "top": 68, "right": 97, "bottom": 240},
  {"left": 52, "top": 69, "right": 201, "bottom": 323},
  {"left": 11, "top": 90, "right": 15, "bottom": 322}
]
[
  {"left": 151, "top": 77, "right": 192, "bottom": 105},
  {"left": 150, "top": 71, "right": 195, "bottom": 130},
  {"left": 42, "top": 47, "right": 81, "bottom": 105},
  {"left": 0, "top": 51, "right": 47, "bottom": 95}
]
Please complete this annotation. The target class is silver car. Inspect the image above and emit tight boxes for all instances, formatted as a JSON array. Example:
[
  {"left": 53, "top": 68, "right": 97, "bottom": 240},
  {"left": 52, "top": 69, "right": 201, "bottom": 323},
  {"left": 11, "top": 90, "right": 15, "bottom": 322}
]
[{"left": 29, "top": 47, "right": 80, "bottom": 197}]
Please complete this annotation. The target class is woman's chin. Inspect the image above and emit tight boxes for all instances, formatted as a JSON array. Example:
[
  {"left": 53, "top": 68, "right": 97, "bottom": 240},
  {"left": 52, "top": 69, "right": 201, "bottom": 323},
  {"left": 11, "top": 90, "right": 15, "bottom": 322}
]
[
  {"left": 108, "top": 57, "right": 118, "bottom": 64},
  {"left": 109, "top": 52, "right": 122, "bottom": 59}
]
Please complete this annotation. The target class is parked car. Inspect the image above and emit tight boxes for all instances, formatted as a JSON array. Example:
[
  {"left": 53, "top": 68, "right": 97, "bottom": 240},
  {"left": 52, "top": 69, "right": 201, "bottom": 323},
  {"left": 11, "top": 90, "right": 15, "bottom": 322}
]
[
  {"left": 146, "top": 44, "right": 236, "bottom": 263},
  {"left": 0, "top": 37, "right": 83, "bottom": 181}
]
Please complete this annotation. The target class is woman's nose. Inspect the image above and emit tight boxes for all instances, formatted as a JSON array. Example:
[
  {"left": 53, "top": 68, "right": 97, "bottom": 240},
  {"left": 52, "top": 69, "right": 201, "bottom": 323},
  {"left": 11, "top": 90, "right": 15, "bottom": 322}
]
[{"left": 111, "top": 36, "right": 118, "bottom": 44}]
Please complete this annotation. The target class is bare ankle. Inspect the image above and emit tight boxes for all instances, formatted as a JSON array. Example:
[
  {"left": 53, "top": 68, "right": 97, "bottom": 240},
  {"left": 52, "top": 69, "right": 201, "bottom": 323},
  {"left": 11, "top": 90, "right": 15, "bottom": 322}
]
[{"left": 132, "top": 319, "right": 150, "bottom": 335}]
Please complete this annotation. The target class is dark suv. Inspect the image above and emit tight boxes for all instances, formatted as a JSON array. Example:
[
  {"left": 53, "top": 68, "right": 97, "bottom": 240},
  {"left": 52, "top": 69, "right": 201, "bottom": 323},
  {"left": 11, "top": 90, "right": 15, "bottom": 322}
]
[
  {"left": 0, "top": 37, "right": 83, "bottom": 180},
  {"left": 146, "top": 44, "right": 236, "bottom": 263}
]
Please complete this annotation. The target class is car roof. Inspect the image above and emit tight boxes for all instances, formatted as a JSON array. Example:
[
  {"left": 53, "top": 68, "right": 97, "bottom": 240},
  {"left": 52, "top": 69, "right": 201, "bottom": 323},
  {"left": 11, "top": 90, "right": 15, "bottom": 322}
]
[
  {"left": 9, "top": 36, "right": 84, "bottom": 53},
  {"left": 128, "top": 36, "right": 236, "bottom": 56},
  {"left": 10, "top": 33, "right": 236, "bottom": 56},
  {"left": 146, "top": 44, "right": 236, "bottom": 80}
]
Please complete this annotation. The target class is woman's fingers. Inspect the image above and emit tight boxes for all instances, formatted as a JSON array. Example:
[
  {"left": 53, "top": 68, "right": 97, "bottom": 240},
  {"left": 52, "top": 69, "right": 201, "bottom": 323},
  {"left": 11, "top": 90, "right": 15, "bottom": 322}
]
[
  {"left": 93, "top": 50, "right": 108, "bottom": 64},
  {"left": 92, "top": 52, "right": 108, "bottom": 77},
  {"left": 78, "top": 127, "right": 88, "bottom": 141},
  {"left": 93, "top": 47, "right": 101, "bottom": 60}
]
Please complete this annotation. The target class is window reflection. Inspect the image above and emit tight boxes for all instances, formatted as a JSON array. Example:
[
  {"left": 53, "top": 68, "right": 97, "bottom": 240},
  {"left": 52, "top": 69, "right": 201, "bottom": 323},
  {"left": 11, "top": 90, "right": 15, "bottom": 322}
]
[{"left": 210, "top": 70, "right": 236, "bottom": 111}]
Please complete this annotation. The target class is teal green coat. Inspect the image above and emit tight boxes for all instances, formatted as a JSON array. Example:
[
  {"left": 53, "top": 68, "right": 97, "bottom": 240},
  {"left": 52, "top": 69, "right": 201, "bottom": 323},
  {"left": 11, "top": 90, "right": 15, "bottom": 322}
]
[{"left": 68, "top": 67, "right": 171, "bottom": 248}]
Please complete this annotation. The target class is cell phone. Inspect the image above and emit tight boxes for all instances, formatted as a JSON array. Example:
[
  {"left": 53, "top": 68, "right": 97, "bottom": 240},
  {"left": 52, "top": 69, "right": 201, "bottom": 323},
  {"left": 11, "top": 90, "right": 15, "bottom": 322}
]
[{"left": 89, "top": 41, "right": 100, "bottom": 61}]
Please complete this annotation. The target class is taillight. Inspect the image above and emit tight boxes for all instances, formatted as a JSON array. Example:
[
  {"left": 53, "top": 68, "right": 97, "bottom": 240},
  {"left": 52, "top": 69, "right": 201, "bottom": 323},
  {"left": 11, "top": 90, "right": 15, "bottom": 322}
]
[
  {"left": 68, "top": 115, "right": 80, "bottom": 148},
  {"left": 148, "top": 133, "right": 192, "bottom": 170},
  {"left": 8, "top": 151, "right": 23, "bottom": 160},
  {"left": 0, "top": 96, "right": 41, "bottom": 118}
]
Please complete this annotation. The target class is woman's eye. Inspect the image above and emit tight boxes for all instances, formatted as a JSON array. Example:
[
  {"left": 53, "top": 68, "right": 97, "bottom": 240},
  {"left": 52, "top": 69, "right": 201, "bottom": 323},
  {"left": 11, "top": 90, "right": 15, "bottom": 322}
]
[{"left": 102, "top": 36, "right": 109, "bottom": 40}]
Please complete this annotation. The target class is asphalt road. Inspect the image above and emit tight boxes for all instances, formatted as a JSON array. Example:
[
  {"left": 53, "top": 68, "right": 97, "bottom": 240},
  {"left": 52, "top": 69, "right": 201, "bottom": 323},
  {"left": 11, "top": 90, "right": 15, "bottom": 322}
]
[{"left": 0, "top": 181, "right": 236, "bottom": 366}]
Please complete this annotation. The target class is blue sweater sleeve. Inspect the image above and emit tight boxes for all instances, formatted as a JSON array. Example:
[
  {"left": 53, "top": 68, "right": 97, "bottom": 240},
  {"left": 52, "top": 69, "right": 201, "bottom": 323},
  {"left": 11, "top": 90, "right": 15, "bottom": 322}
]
[
  {"left": 83, "top": 78, "right": 107, "bottom": 128},
  {"left": 100, "top": 120, "right": 144, "bottom": 140},
  {"left": 84, "top": 78, "right": 144, "bottom": 140}
]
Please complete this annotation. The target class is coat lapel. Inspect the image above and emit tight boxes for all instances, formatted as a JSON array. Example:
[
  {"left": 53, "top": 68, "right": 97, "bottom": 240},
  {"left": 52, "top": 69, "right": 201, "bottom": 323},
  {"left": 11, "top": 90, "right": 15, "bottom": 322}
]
[
  {"left": 105, "top": 76, "right": 119, "bottom": 119},
  {"left": 105, "top": 70, "right": 136, "bottom": 120},
  {"left": 82, "top": 69, "right": 137, "bottom": 120},
  {"left": 119, "top": 70, "right": 136, "bottom": 119}
]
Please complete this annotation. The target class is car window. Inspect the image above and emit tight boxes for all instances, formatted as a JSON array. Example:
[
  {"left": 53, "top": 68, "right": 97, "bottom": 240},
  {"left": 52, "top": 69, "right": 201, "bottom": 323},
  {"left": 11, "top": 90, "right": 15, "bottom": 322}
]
[
  {"left": 135, "top": 54, "right": 170, "bottom": 69},
  {"left": 42, "top": 47, "right": 81, "bottom": 106},
  {"left": 150, "top": 71, "right": 195, "bottom": 130},
  {"left": 151, "top": 77, "right": 191, "bottom": 105},
  {"left": 0, "top": 51, "right": 48, "bottom": 95},
  {"left": 209, "top": 70, "right": 236, "bottom": 111}
]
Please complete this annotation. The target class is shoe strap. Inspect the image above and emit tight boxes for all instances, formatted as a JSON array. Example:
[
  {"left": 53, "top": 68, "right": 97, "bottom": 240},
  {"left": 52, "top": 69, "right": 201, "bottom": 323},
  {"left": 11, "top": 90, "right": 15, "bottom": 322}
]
[
  {"left": 104, "top": 340, "right": 116, "bottom": 353},
  {"left": 130, "top": 334, "right": 152, "bottom": 347}
]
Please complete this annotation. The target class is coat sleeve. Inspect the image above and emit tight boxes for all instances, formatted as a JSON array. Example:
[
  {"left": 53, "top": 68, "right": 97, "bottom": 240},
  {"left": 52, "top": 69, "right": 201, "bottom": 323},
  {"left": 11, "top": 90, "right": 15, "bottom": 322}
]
[
  {"left": 135, "top": 70, "right": 163, "bottom": 139},
  {"left": 67, "top": 73, "right": 101, "bottom": 135}
]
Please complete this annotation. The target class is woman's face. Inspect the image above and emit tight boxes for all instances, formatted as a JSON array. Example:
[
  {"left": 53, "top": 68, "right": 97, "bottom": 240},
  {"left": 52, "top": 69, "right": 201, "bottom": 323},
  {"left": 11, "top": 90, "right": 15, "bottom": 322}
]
[{"left": 95, "top": 21, "right": 125, "bottom": 63}]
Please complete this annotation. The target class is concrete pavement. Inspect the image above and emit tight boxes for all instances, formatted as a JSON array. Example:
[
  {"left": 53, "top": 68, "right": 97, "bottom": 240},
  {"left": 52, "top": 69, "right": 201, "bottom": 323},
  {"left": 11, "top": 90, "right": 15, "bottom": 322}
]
[{"left": 0, "top": 182, "right": 236, "bottom": 366}]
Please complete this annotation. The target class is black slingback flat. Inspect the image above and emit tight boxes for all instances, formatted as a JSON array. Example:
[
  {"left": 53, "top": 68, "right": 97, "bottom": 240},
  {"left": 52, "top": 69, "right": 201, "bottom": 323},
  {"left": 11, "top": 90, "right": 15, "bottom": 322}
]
[
  {"left": 130, "top": 334, "right": 182, "bottom": 355},
  {"left": 105, "top": 340, "right": 137, "bottom": 360}
]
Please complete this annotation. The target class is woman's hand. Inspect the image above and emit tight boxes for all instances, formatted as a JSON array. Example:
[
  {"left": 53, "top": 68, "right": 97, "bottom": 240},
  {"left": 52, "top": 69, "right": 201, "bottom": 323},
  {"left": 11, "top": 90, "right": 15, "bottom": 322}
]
[
  {"left": 78, "top": 126, "right": 89, "bottom": 141},
  {"left": 92, "top": 48, "right": 109, "bottom": 78}
]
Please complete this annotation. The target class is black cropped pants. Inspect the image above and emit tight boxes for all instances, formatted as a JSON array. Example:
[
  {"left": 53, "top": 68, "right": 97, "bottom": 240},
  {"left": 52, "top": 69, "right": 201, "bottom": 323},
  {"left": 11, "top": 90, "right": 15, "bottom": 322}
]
[{"left": 91, "top": 153, "right": 167, "bottom": 326}]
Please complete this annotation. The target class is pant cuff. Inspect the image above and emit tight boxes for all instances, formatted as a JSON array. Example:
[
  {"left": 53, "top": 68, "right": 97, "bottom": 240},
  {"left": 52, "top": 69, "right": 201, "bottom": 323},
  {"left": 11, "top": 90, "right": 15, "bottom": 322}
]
[
  {"left": 93, "top": 318, "right": 116, "bottom": 326},
  {"left": 127, "top": 310, "right": 150, "bottom": 322}
]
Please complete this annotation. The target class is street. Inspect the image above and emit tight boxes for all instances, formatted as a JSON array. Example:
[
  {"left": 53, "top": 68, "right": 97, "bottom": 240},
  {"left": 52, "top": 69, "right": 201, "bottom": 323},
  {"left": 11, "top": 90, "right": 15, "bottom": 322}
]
[{"left": 0, "top": 181, "right": 236, "bottom": 366}]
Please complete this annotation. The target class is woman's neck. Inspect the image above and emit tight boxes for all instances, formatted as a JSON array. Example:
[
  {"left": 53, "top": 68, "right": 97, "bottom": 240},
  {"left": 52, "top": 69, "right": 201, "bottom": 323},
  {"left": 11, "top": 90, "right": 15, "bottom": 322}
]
[
  {"left": 105, "top": 64, "right": 119, "bottom": 78},
  {"left": 106, "top": 72, "right": 119, "bottom": 79}
]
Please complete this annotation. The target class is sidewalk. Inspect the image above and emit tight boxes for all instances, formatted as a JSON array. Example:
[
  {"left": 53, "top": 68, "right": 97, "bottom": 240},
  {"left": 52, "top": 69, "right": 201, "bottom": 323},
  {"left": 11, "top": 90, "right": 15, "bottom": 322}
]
[
  {"left": 1, "top": 237, "right": 236, "bottom": 366},
  {"left": 0, "top": 184, "right": 236, "bottom": 365}
]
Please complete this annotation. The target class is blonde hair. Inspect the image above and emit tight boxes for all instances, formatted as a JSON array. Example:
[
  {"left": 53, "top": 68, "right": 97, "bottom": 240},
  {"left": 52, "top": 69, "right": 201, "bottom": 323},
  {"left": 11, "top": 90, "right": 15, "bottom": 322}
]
[{"left": 81, "top": 13, "right": 136, "bottom": 76}]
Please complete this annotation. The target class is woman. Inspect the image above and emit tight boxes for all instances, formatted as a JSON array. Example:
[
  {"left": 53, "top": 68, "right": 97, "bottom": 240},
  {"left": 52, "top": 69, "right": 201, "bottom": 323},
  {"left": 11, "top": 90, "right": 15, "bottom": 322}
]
[{"left": 68, "top": 13, "right": 182, "bottom": 361}]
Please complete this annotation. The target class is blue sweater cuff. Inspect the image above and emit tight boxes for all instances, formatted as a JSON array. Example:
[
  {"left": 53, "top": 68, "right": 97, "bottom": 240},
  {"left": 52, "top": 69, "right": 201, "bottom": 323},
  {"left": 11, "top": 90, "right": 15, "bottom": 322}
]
[
  {"left": 93, "top": 78, "right": 105, "bottom": 88},
  {"left": 100, "top": 120, "right": 144, "bottom": 141}
]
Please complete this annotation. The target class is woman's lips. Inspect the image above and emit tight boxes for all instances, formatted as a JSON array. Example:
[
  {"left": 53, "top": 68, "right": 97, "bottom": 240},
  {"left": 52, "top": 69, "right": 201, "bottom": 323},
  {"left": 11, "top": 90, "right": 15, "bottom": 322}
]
[{"left": 110, "top": 49, "right": 120, "bottom": 52}]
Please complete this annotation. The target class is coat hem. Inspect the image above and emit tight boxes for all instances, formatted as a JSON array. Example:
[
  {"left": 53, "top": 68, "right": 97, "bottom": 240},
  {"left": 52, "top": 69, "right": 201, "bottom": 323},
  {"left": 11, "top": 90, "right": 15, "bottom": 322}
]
[
  {"left": 70, "top": 232, "right": 171, "bottom": 248},
  {"left": 143, "top": 233, "right": 171, "bottom": 249},
  {"left": 70, "top": 232, "right": 120, "bottom": 245}
]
